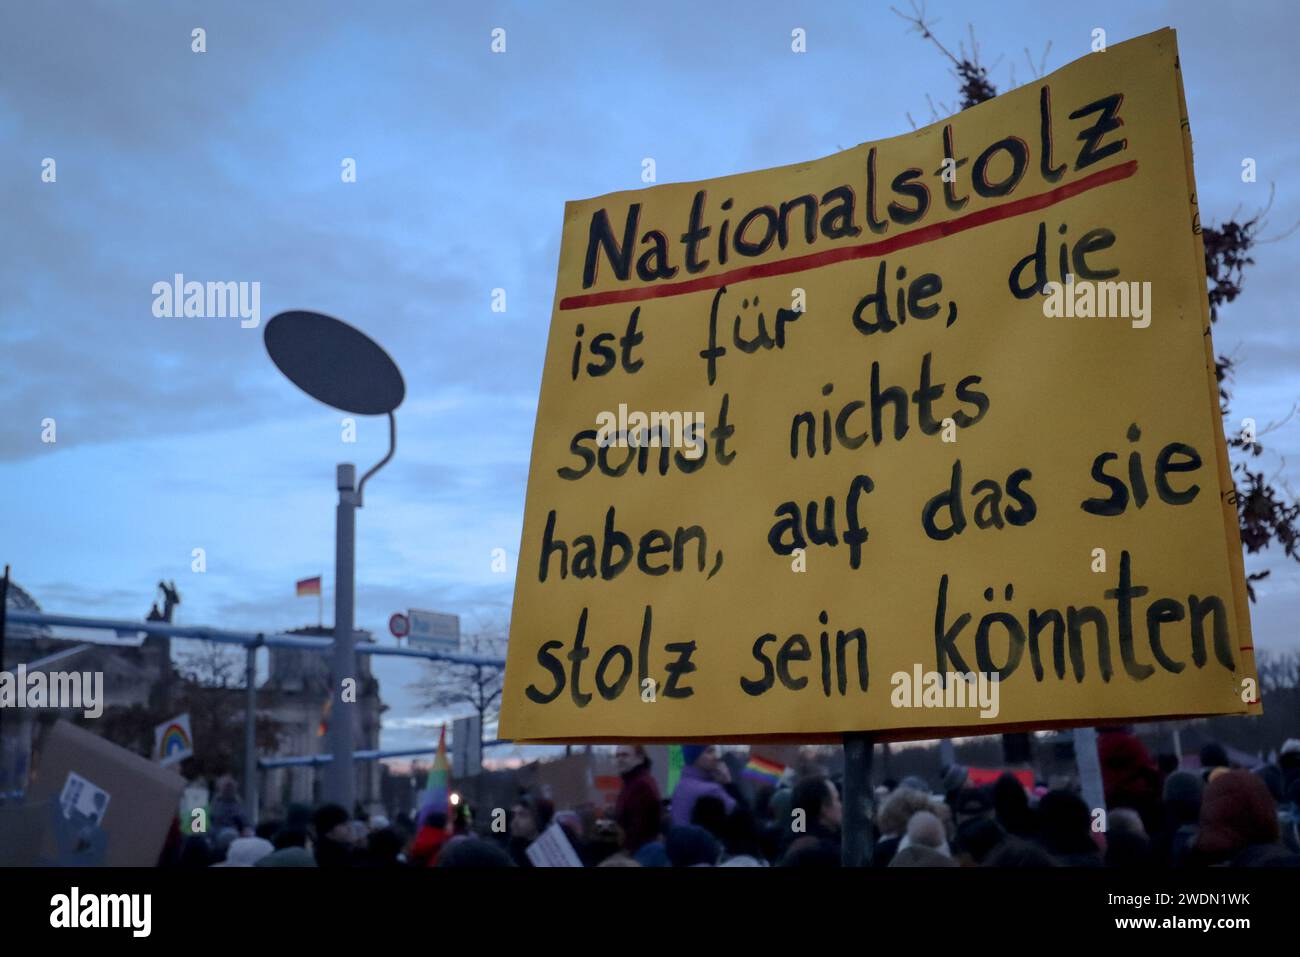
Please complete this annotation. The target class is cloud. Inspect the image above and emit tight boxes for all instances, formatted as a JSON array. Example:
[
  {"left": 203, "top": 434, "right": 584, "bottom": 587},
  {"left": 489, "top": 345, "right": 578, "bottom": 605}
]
[{"left": 5, "top": 1, "right": 1300, "bottom": 765}]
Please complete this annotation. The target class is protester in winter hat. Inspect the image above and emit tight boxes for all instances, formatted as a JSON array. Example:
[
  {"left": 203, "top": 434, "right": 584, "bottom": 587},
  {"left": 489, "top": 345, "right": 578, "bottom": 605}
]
[
  {"left": 254, "top": 846, "right": 316, "bottom": 867},
  {"left": 992, "top": 772, "right": 1036, "bottom": 839},
  {"left": 1199, "top": 741, "right": 1230, "bottom": 778},
  {"left": 690, "top": 794, "right": 729, "bottom": 844},
  {"left": 1190, "top": 769, "right": 1298, "bottom": 866},
  {"left": 1104, "top": 808, "right": 1151, "bottom": 868},
  {"left": 210, "top": 775, "right": 247, "bottom": 833},
  {"left": 903, "top": 809, "right": 951, "bottom": 854},
  {"left": 507, "top": 798, "right": 549, "bottom": 867},
  {"left": 178, "top": 833, "right": 218, "bottom": 868},
  {"left": 666, "top": 825, "right": 722, "bottom": 867},
  {"left": 719, "top": 853, "right": 764, "bottom": 866},
  {"left": 890, "top": 810, "right": 957, "bottom": 867},
  {"left": 777, "top": 775, "right": 842, "bottom": 867},
  {"left": 312, "top": 803, "right": 356, "bottom": 868},
  {"left": 597, "top": 853, "right": 642, "bottom": 867},
  {"left": 359, "top": 827, "right": 404, "bottom": 868},
  {"left": 254, "top": 819, "right": 280, "bottom": 842},
  {"left": 215, "top": 836, "right": 274, "bottom": 867},
  {"left": 285, "top": 802, "right": 313, "bottom": 830},
  {"left": 1037, "top": 791, "right": 1102, "bottom": 867},
  {"left": 768, "top": 769, "right": 796, "bottom": 829},
  {"left": 984, "top": 837, "right": 1055, "bottom": 868},
  {"left": 1098, "top": 727, "right": 1162, "bottom": 831},
  {"left": 878, "top": 784, "right": 937, "bottom": 835},
  {"left": 214, "top": 826, "right": 240, "bottom": 861},
  {"left": 437, "top": 836, "right": 514, "bottom": 868},
  {"left": 941, "top": 764, "right": 969, "bottom": 796},
  {"left": 254, "top": 827, "right": 316, "bottom": 867},
  {"left": 515, "top": 795, "right": 553, "bottom": 832},
  {"left": 875, "top": 784, "right": 937, "bottom": 867},
  {"left": 633, "top": 840, "right": 671, "bottom": 867},
  {"left": 953, "top": 786, "right": 995, "bottom": 827},
  {"left": 718, "top": 796, "right": 766, "bottom": 862},
  {"left": 953, "top": 817, "right": 1006, "bottom": 866},
  {"left": 583, "top": 818, "right": 625, "bottom": 867},
  {"left": 1280, "top": 739, "right": 1300, "bottom": 794},
  {"left": 1163, "top": 769, "right": 1204, "bottom": 814},
  {"left": 669, "top": 745, "right": 736, "bottom": 828},
  {"left": 1151, "top": 771, "right": 1202, "bottom": 867}
]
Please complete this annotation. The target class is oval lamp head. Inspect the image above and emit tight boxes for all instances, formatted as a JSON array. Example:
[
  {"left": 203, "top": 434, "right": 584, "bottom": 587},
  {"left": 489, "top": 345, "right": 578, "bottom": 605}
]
[{"left": 264, "top": 310, "right": 405, "bottom": 415}]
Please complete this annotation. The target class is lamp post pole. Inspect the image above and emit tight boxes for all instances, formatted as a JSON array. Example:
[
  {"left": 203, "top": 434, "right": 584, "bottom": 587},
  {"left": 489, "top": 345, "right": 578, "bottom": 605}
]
[
  {"left": 263, "top": 311, "right": 404, "bottom": 815},
  {"left": 328, "top": 464, "right": 358, "bottom": 810},
  {"left": 842, "top": 731, "right": 875, "bottom": 867},
  {"left": 244, "top": 636, "right": 261, "bottom": 825}
]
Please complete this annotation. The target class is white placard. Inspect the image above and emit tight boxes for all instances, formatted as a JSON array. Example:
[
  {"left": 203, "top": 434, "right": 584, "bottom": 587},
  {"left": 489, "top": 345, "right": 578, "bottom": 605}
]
[{"left": 525, "top": 822, "right": 583, "bottom": 867}]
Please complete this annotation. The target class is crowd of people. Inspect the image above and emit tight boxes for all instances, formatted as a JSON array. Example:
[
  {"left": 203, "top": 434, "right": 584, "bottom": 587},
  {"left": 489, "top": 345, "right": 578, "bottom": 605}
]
[{"left": 162, "top": 732, "right": 1300, "bottom": 867}]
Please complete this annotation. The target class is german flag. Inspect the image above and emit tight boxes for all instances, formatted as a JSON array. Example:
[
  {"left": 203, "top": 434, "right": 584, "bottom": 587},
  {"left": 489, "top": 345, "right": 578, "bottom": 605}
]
[{"left": 317, "top": 696, "right": 332, "bottom": 737}]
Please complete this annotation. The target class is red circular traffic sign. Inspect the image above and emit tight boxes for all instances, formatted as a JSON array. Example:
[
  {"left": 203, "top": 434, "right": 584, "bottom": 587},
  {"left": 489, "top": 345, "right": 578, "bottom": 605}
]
[{"left": 389, "top": 613, "right": 410, "bottom": 639}]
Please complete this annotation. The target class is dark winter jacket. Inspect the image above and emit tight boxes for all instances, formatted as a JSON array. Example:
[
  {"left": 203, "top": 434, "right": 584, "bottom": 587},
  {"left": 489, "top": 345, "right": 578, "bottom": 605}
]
[{"left": 615, "top": 759, "right": 663, "bottom": 852}]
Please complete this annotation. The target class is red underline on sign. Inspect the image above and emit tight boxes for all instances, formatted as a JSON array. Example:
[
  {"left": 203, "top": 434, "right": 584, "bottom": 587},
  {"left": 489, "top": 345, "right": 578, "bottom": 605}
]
[{"left": 558, "top": 159, "right": 1139, "bottom": 311}]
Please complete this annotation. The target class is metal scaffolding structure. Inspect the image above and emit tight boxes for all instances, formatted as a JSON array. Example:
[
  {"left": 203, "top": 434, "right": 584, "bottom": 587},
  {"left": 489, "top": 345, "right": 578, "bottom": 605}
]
[{"left": 3, "top": 609, "right": 505, "bottom": 819}]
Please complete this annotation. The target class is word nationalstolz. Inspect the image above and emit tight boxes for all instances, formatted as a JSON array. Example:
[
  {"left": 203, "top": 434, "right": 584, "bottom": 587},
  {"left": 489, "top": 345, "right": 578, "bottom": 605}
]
[{"left": 578, "top": 85, "right": 1125, "bottom": 292}]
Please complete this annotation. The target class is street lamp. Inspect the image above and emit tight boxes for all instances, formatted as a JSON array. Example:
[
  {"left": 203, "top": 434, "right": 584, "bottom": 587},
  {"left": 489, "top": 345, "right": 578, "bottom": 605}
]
[{"left": 264, "top": 310, "right": 405, "bottom": 811}]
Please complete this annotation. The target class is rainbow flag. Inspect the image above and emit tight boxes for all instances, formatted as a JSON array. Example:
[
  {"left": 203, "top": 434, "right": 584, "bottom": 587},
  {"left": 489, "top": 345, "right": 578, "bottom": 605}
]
[
  {"left": 153, "top": 713, "right": 194, "bottom": 767},
  {"left": 416, "top": 725, "right": 451, "bottom": 830},
  {"left": 742, "top": 754, "right": 785, "bottom": 787},
  {"left": 296, "top": 575, "right": 322, "bottom": 597}
]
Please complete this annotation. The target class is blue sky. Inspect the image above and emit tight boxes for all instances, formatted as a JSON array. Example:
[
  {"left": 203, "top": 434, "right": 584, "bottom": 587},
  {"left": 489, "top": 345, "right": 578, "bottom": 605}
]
[{"left": 3, "top": 0, "right": 1298, "bottom": 758}]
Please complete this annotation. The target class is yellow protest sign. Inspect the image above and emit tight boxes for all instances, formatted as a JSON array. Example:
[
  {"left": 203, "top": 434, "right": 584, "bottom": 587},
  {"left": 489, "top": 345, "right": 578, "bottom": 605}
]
[{"left": 500, "top": 29, "right": 1259, "bottom": 744}]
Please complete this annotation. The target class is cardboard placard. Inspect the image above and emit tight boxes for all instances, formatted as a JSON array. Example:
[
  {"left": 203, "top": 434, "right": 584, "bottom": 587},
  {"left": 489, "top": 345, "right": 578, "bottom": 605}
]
[
  {"left": 502, "top": 30, "right": 1257, "bottom": 744},
  {"left": 28, "top": 721, "right": 186, "bottom": 867}
]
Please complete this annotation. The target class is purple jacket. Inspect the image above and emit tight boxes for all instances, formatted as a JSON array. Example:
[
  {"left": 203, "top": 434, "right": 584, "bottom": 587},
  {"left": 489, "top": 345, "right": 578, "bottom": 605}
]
[{"left": 670, "top": 765, "right": 736, "bottom": 828}]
